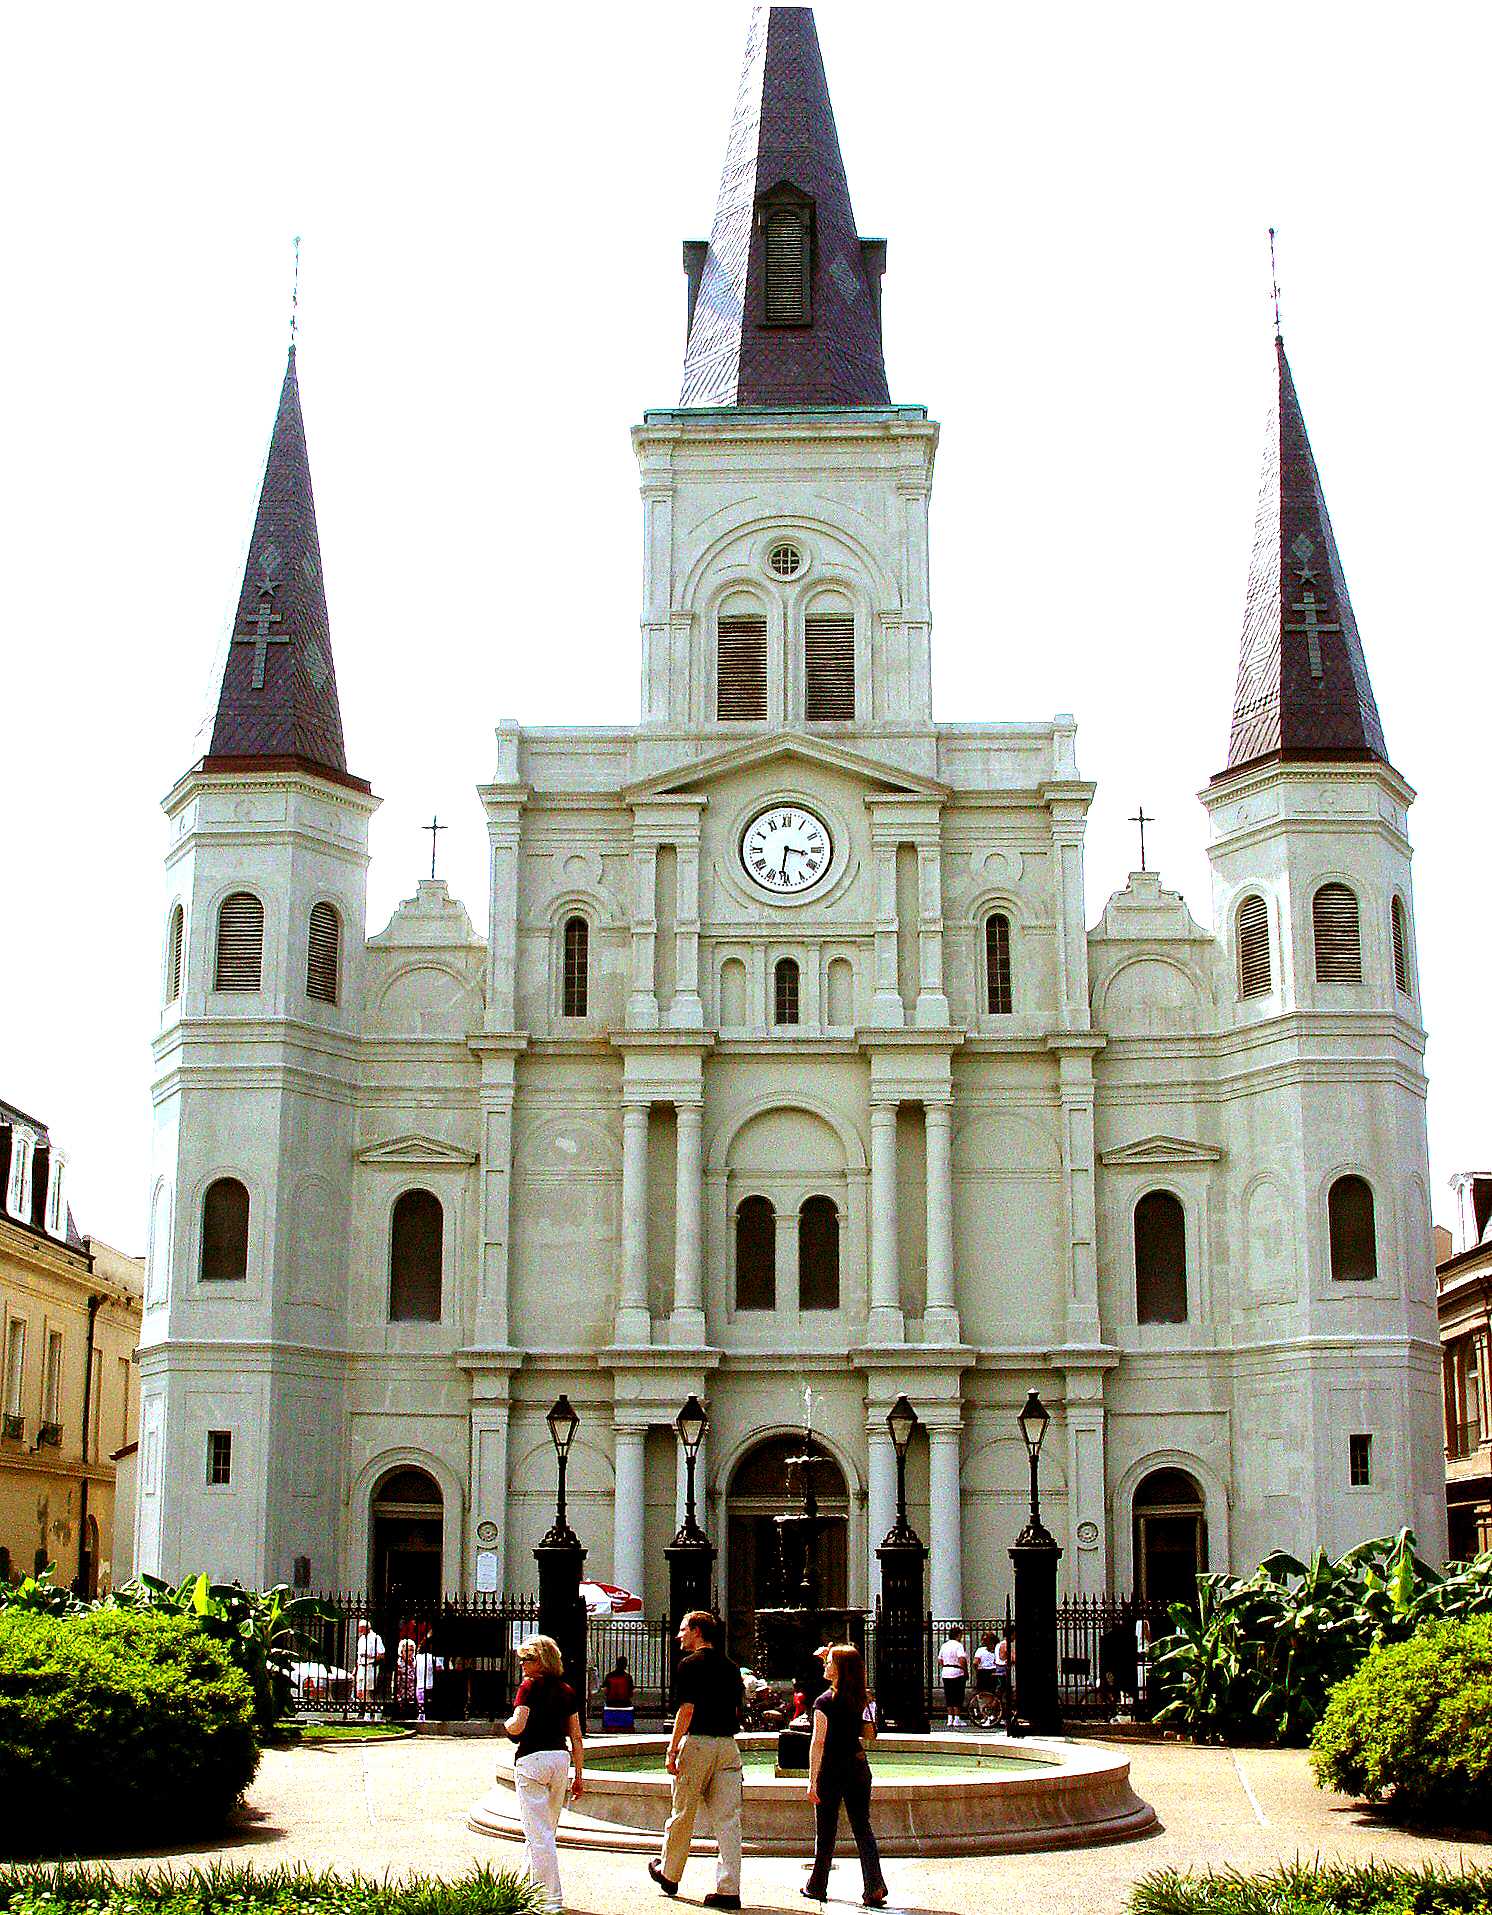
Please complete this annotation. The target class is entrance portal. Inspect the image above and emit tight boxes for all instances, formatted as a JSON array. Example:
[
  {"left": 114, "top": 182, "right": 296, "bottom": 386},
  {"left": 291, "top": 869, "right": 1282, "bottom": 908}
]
[
  {"left": 726, "top": 1435, "right": 848, "bottom": 1665},
  {"left": 1132, "top": 1467, "right": 1206, "bottom": 1610},
  {"left": 371, "top": 1466, "right": 444, "bottom": 1607}
]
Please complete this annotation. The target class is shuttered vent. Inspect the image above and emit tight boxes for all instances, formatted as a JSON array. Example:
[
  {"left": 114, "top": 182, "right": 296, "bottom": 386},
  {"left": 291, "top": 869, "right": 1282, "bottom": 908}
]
[
  {"left": 1237, "top": 894, "right": 1271, "bottom": 998},
  {"left": 306, "top": 901, "right": 340, "bottom": 1004},
  {"left": 765, "top": 211, "right": 807, "bottom": 323},
  {"left": 805, "top": 616, "right": 855, "bottom": 720},
  {"left": 1391, "top": 897, "right": 1410, "bottom": 995},
  {"left": 214, "top": 892, "right": 264, "bottom": 991},
  {"left": 1312, "top": 884, "right": 1362, "bottom": 983},
  {"left": 717, "top": 615, "right": 767, "bottom": 720},
  {"left": 166, "top": 904, "right": 184, "bottom": 1004}
]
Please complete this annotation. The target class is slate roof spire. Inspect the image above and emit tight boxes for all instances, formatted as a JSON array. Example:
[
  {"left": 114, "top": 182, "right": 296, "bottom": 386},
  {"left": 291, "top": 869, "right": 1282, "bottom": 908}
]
[
  {"left": 202, "top": 348, "right": 365, "bottom": 790},
  {"left": 1221, "top": 337, "right": 1388, "bottom": 777},
  {"left": 680, "top": 6, "right": 891, "bottom": 408}
]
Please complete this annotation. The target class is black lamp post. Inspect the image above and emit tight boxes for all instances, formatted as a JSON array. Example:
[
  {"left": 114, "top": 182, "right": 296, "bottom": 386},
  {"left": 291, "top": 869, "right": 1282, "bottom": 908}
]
[
  {"left": 535, "top": 1393, "right": 587, "bottom": 1699},
  {"left": 875, "top": 1394, "right": 929, "bottom": 1732},
  {"left": 665, "top": 1393, "right": 716, "bottom": 1697},
  {"left": 1008, "top": 1388, "right": 1062, "bottom": 1735}
]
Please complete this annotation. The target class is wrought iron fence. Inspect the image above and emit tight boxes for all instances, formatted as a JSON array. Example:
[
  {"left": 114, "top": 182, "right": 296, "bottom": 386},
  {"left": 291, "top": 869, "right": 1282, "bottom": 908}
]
[{"left": 918, "top": 1596, "right": 1170, "bottom": 1722}]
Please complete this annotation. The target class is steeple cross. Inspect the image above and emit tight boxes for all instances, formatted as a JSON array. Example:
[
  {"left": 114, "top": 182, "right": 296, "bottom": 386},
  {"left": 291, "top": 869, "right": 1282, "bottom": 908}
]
[
  {"left": 236, "top": 596, "right": 289, "bottom": 690},
  {"left": 1286, "top": 533, "right": 1340, "bottom": 682},
  {"left": 424, "top": 815, "right": 447, "bottom": 879},
  {"left": 1129, "top": 805, "right": 1153, "bottom": 872}
]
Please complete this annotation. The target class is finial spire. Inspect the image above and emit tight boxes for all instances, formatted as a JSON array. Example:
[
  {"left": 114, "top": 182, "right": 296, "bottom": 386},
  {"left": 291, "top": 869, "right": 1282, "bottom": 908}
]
[
  {"left": 290, "top": 235, "right": 301, "bottom": 351},
  {"left": 1268, "top": 227, "right": 1281, "bottom": 339}
]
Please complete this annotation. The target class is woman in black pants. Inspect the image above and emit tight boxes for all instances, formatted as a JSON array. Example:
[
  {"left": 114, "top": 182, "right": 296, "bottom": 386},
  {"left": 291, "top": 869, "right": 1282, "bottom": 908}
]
[{"left": 802, "top": 1644, "right": 888, "bottom": 1908}]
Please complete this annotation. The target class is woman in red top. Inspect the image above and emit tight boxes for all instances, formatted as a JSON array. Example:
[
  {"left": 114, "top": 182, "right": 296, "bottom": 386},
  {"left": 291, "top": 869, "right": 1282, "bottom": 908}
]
[{"left": 504, "top": 1635, "right": 583, "bottom": 1915}]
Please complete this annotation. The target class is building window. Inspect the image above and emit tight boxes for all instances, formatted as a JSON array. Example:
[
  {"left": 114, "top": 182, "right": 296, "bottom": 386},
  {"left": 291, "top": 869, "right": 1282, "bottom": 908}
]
[
  {"left": 1447, "top": 1335, "right": 1484, "bottom": 1460},
  {"left": 4, "top": 1320, "right": 25, "bottom": 1422},
  {"left": 717, "top": 614, "right": 768, "bottom": 720},
  {"left": 985, "top": 914, "right": 1013, "bottom": 1015},
  {"left": 1391, "top": 896, "right": 1411, "bottom": 995},
  {"left": 763, "top": 204, "right": 811, "bottom": 324},
  {"left": 562, "top": 916, "right": 589, "bottom": 1017},
  {"left": 207, "top": 1430, "right": 232, "bottom": 1486},
  {"left": 1237, "top": 893, "right": 1271, "bottom": 998},
  {"left": 798, "top": 1197, "right": 840, "bottom": 1310},
  {"left": 1312, "top": 883, "right": 1362, "bottom": 983},
  {"left": 768, "top": 542, "right": 802, "bottom": 578},
  {"left": 166, "top": 904, "right": 185, "bottom": 1004},
  {"left": 215, "top": 892, "right": 264, "bottom": 991},
  {"left": 389, "top": 1189, "right": 443, "bottom": 1322},
  {"left": 1135, "top": 1190, "right": 1187, "bottom": 1324},
  {"left": 735, "top": 1196, "right": 776, "bottom": 1310},
  {"left": 43, "top": 1329, "right": 63, "bottom": 1428},
  {"left": 774, "top": 958, "right": 800, "bottom": 1027},
  {"left": 306, "top": 902, "right": 340, "bottom": 1004},
  {"left": 804, "top": 615, "right": 854, "bottom": 720},
  {"left": 200, "top": 1179, "right": 249, "bottom": 1282},
  {"left": 1328, "top": 1175, "right": 1377, "bottom": 1282},
  {"left": 1348, "top": 1432, "right": 1372, "bottom": 1487}
]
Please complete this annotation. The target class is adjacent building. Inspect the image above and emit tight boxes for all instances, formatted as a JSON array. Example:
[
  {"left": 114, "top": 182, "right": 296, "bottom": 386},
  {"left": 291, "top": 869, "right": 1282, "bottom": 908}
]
[{"left": 1439, "top": 1173, "right": 1491, "bottom": 1559}]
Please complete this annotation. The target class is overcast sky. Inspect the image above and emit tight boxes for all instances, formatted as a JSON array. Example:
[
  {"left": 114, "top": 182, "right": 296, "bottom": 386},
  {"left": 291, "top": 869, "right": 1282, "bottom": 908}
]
[{"left": 4, "top": 3, "right": 1488, "bottom": 1252}]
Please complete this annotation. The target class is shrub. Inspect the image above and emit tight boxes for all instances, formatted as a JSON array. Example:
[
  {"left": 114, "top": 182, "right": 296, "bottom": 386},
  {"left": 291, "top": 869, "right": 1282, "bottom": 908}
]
[
  {"left": 0, "top": 1863, "right": 547, "bottom": 1915},
  {"left": 1309, "top": 1615, "right": 1492, "bottom": 1828},
  {"left": 0, "top": 1609, "right": 259, "bottom": 1856},
  {"left": 1130, "top": 1859, "right": 1492, "bottom": 1913}
]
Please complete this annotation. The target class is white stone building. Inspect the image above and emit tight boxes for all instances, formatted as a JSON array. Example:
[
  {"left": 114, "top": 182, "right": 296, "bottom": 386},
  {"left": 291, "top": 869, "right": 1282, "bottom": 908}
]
[{"left": 136, "top": 7, "right": 1446, "bottom": 1643}]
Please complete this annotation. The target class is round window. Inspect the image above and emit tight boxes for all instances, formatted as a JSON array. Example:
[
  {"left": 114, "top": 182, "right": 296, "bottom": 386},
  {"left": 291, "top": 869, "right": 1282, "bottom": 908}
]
[{"left": 768, "top": 542, "right": 802, "bottom": 578}]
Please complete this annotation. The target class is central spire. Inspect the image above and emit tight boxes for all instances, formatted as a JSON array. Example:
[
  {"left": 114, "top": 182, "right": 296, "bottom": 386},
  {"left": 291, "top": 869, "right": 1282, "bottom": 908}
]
[{"left": 680, "top": 7, "right": 891, "bottom": 408}]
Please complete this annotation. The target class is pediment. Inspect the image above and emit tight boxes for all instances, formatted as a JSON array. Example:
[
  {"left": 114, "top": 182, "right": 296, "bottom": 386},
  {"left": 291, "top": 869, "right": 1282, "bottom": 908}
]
[
  {"left": 623, "top": 730, "right": 948, "bottom": 804},
  {"left": 356, "top": 1133, "right": 477, "bottom": 1168},
  {"left": 1100, "top": 1135, "right": 1223, "bottom": 1168}
]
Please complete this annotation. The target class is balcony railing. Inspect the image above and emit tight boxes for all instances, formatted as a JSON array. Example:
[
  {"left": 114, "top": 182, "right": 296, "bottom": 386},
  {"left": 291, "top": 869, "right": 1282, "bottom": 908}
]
[{"left": 1448, "top": 1418, "right": 1485, "bottom": 1461}]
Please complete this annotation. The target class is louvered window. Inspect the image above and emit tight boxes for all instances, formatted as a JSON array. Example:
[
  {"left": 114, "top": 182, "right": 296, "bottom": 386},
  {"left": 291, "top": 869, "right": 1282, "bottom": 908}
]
[
  {"left": 306, "top": 902, "right": 339, "bottom": 1004},
  {"left": 1135, "top": 1190, "right": 1187, "bottom": 1324},
  {"left": 805, "top": 616, "right": 855, "bottom": 720},
  {"left": 1391, "top": 897, "right": 1411, "bottom": 995},
  {"left": 1328, "top": 1175, "right": 1376, "bottom": 1281},
  {"left": 1313, "top": 884, "right": 1362, "bottom": 983},
  {"left": 799, "top": 1197, "right": 839, "bottom": 1310},
  {"left": 201, "top": 1178, "right": 249, "bottom": 1282},
  {"left": 166, "top": 905, "right": 184, "bottom": 1004},
  {"left": 390, "top": 1188, "right": 443, "bottom": 1321},
  {"left": 215, "top": 892, "right": 264, "bottom": 991},
  {"left": 985, "top": 914, "right": 1012, "bottom": 1015},
  {"left": 735, "top": 1196, "right": 776, "bottom": 1310},
  {"left": 1237, "top": 894, "right": 1271, "bottom": 998},
  {"left": 717, "top": 614, "right": 767, "bottom": 720},
  {"left": 562, "top": 916, "right": 589, "bottom": 1017},
  {"left": 765, "top": 209, "right": 809, "bottom": 324},
  {"left": 774, "top": 957, "right": 800, "bottom": 1027}
]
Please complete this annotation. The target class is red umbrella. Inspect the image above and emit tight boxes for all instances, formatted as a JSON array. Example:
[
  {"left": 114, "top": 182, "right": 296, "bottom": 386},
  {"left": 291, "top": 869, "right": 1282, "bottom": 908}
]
[{"left": 579, "top": 1580, "right": 644, "bottom": 1614}]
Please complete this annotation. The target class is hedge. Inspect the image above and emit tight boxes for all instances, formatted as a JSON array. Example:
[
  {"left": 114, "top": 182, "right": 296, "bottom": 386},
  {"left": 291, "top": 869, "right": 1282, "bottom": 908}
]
[
  {"left": 1130, "top": 1860, "right": 1492, "bottom": 1914},
  {"left": 0, "top": 1864, "right": 545, "bottom": 1915}
]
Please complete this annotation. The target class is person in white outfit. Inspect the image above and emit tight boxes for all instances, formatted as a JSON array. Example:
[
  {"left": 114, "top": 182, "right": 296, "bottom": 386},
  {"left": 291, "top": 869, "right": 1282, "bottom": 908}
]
[
  {"left": 504, "top": 1634, "right": 584, "bottom": 1915},
  {"left": 938, "top": 1629, "right": 969, "bottom": 1726}
]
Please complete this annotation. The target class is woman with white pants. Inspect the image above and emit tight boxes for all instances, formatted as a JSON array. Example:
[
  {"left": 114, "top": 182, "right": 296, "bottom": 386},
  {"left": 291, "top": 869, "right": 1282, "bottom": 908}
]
[{"left": 504, "top": 1634, "right": 584, "bottom": 1913}]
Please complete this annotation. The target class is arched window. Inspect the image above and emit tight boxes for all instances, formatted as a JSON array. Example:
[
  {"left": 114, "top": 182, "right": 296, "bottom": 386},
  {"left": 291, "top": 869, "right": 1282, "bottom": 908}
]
[
  {"left": 717, "top": 612, "right": 767, "bottom": 720},
  {"left": 1313, "top": 883, "right": 1362, "bottom": 983},
  {"left": 306, "top": 901, "right": 340, "bottom": 1004},
  {"left": 735, "top": 1196, "right": 776, "bottom": 1310},
  {"left": 1236, "top": 893, "right": 1271, "bottom": 998},
  {"left": 1391, "top": 896, "right": 1411, "bottom": 995},
  {"left": 985, "top": 913, "right": 1012, "bottom": 1015},
  {"left": 166, "top": 904, "right": 185, "bottom": 1005},
  {"left": 201, "top": 1178, "right": 249, "bottom": 1282},
  {"left": 1328, "top": 1175, "right": 1377, "bottom": 1282},
  {"left": 1135, "top": 1190, "right": 1187, "bottom": 1324},
  {"left": 215, "top": 892, "right": 264, "bottom": 991},
  {"left": 562, "top": 916, "right": 589, "bottom": 1017},
  {"left": 798, "top": 1197, "right": 839, "bottom": 1310},
  {"left": 774, "top": 957, "right": 800, "bottom": 1026},
  {"left": 389, "top": 1189, "right": 443, "bottom": 1321}
]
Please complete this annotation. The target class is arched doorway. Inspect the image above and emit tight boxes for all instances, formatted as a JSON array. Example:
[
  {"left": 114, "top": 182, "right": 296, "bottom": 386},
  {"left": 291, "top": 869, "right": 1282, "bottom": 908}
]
[
  {"left": 371, "top": 1467, "right": 444, "bottom": 1608},
  {"left": 1132, "top": 1467, "right": 1207, "bottom": 1609},
  {"left": 726, "top": 1435, "right": 848, "bottom": 1665}
]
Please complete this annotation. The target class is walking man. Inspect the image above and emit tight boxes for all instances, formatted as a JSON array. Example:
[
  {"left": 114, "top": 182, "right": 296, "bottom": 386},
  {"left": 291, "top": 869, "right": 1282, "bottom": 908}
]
[{"left": 649, "top": 1610, "right": 744, "bottom": 1910}]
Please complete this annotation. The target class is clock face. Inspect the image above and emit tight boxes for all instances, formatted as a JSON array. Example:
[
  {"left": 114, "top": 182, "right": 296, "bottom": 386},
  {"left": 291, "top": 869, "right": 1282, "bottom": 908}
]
[{"left": 740, "top": 804, "right": 833, "bottom": 896}]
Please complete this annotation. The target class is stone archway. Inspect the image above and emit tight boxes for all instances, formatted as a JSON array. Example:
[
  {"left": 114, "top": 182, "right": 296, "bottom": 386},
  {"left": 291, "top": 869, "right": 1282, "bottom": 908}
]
[
  {"left": 725, "top": 1434, "right": 848, "bottom": 1665},
  {"left": 1132, "top": 1466, "right": 1207, "bottom": 1608},
  {"left": 371, "top": 1466, "right": 444, "bottom": 1609}
]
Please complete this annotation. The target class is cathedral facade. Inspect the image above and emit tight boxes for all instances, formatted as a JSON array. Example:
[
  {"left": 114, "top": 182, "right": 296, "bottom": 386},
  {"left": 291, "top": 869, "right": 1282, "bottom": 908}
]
[{"left": 135, "top": 8, "right": 1446, "bottom": 1633}]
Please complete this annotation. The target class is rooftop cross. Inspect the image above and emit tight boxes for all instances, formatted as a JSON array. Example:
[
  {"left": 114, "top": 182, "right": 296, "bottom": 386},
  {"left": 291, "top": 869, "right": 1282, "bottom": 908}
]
[
  {"left": 235, "top": 595, "right": 288, "bottom": 690},
  {"left": 1285, "top": 534, "right": 1340, "bottom": 681},
  {"left": 424, "top": 815, "right": 447, "bottom": 880},
  {"left": 1129, "top": 805, "right": 1154, "bottom": 872}
]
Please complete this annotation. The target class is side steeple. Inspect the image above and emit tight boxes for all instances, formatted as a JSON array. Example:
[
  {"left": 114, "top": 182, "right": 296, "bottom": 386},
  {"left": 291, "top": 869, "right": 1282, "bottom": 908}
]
[
  {"left": 1221, "top": 337, "right": 1388, "bottom": 777},
  {"left": 680, "top": 6, "right": 891, "bottom": 408},
  {"left": 202, "top": 348, "right": 365, "bottom": 789}
]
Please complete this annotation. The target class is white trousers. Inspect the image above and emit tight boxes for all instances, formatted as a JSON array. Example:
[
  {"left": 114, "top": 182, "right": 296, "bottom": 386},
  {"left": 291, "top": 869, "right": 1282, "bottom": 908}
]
[{"left": 514, "top": 1748, "right": 570, "bottom": 1912}]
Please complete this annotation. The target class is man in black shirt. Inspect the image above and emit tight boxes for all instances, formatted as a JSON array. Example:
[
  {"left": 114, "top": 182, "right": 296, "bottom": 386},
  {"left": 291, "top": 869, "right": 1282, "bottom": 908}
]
[{"left": 649, "top": 1609, "right": 744, "bottom": 1910}]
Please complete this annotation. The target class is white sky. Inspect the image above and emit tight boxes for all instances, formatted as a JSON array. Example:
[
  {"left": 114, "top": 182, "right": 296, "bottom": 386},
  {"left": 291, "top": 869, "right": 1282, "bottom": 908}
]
[{"left": 3, "top": 3, "right": 1488, "bottom": 1253}]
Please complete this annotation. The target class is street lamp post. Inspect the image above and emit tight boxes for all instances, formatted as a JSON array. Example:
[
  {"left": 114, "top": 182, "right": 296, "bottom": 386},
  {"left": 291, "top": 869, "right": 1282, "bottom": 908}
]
[
  {"left": 875, "top": 1394, "right": 929, "bottom": 1732},
  {"left": 664, "top": 1394, "right": 716, "bottom": 1697},
  {"left": 534, "top": 1393, "right": 587, "bottom": 1698},
  {"left": 1008, "top": 1388, "right": 1062, "bottom": 1735}
]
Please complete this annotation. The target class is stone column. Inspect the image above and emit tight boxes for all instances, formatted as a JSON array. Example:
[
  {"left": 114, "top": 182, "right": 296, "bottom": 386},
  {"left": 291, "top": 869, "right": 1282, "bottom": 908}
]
[
  {"left": 868, "top": 1102, "right": 904, "bottom": 1341},
  {"left": 671, "top": 841, "right": 704, "bottom": 1030},
  {"left": 923, "top": 1100, "right": 958, "bottom": 1342},
  {"left": 613, "top": 1424, "right": 647, "bottom": 1599},
  {"left": 627, "top": 840, "right": 659, "bottom": 1029},
  {"left": 870, "top": 840, "right": 904, "bottom": 1026},
  {"left": 468, "top": 1393, "right": 510, "bottom": 1593},
  {"left": 617, "top": 1101, "right": 651, "bottom": 1344},
  {"left": 867, "top": 1423, "right": 896, "bottom": 1601},
  {"left": 928, "top": 1425, "right": 963, "bottom": 1620},
  {"left": 914, "top": 839, "right": 950, "bottom": 1028},
  {"left": 1065, "top": 1390, "right": 1109, "bottom": 1596},
  {"left": 670, "top": 1101, "right": 705, "bottom": 1344}
]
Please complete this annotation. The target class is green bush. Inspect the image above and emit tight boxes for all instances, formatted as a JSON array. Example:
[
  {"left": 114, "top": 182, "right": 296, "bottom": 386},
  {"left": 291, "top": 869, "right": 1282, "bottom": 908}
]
[
  {"left": 1309, "top": 1615, "right": 1492, "bottom": 1828},
  {"left": 0, "top": 1863, "right": 546, "bottom": 1915},
  {"left": 1130, "top": 1859, "right": 1492, "bottom": 1913},
  {"left": 0, "top": 1609, "right": 260, "bottom": 1856}
]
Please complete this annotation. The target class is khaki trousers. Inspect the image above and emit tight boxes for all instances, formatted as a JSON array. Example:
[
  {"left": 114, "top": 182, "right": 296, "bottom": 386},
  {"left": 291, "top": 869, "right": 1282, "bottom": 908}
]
[{"left": 660, "top": 1733, "right": 743, "bottom": 1893}]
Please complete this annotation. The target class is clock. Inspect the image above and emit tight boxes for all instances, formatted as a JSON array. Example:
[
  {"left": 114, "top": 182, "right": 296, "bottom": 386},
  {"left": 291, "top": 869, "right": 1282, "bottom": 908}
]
[{"left": 740, "top": 803, "right": 833, "bottom": 896}]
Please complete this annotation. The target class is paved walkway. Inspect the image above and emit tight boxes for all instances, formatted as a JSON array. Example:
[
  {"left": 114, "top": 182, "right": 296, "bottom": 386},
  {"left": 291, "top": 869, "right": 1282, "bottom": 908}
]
[{"left": 82, "top": 1735, "right": 1490, "bottom": 1915}]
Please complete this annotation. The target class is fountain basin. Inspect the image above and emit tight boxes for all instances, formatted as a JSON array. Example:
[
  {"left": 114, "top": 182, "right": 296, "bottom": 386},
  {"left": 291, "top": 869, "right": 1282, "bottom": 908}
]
[{"left": 469, "top": 1732, "right": 1156, "bottom": 1855}]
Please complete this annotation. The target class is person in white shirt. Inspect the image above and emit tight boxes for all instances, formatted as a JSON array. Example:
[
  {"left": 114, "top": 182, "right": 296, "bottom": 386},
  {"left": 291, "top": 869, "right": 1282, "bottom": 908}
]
[
  {"left": 938, "top": 1629, "right": 969, "bottom": 1726},
  {"left": 354, "top": 1619, "right": 385, "bottom": 1713}
]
